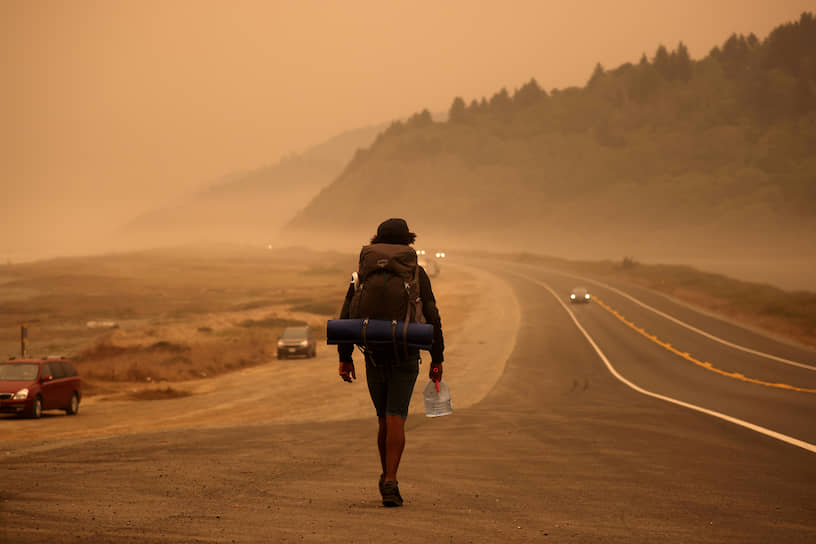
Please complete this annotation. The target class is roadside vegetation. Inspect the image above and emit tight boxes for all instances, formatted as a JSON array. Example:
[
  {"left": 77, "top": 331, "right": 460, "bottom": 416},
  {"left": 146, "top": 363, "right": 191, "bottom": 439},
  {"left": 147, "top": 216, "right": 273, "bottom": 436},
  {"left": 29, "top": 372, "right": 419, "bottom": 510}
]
[{"left": 0, "top": 246, "right": 356, "bottom": 394}]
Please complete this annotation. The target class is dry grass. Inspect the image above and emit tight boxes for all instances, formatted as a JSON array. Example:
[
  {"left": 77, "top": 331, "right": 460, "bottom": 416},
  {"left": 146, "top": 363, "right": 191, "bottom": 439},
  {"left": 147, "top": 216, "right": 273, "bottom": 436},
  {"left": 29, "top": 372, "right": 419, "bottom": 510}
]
[
  {"left": 0, "top": 245, "right": 356, "bottom": 392},
  {"left": 127, "top": 386, "right": 193, "bottom": 401},
  {"left": 1, "top": 245, "right": 474, "bottom": 399}
]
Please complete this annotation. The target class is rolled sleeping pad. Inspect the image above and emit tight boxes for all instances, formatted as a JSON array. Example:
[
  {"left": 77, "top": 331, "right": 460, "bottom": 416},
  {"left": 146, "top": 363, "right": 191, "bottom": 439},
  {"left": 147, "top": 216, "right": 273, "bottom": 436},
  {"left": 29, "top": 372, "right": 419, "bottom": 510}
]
[{"left": 327, "top": 319, "right": 434, "bottom": 350}]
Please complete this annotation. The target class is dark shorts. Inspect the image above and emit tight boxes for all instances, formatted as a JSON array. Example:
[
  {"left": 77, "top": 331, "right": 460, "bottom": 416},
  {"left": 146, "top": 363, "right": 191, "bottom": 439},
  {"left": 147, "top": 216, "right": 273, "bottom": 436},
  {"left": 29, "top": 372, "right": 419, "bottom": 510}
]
[{"left": 365, "top": 353, "right": 420, "bottom": 419}]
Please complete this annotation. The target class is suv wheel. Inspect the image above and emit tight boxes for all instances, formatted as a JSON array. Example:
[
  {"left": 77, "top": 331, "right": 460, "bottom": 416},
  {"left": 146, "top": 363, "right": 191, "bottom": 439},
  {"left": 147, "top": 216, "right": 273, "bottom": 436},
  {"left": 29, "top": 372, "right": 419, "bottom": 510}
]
[{"left": 66, "top": 393, "right": 80, "bottom": 415}]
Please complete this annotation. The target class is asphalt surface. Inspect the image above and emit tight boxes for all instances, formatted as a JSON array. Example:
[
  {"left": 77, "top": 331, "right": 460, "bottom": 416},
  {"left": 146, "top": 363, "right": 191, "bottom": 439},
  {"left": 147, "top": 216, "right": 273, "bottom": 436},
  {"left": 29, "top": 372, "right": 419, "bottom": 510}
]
[
  {"left": 2, "top": 258, "right": 815, "bottom": 543},
  {"left": 505, "top": 262, "right": 816, "bottom": 447}
]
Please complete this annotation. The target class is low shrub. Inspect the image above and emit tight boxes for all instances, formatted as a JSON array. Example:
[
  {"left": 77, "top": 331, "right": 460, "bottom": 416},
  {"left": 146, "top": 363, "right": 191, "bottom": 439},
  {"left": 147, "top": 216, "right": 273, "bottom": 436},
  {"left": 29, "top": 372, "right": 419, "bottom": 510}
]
[
  {"left": 239, "top": 316, "right": 305, "bottom": 328},
  {"left": 78, "top": 341, "right": 129, "bottom": 361},
  {"left": 128, "top": 387, "right": 192, "bottom": 401},
  {"left": 230, "top": 299, "right": 276, "bottom": 311},
  {"left": 289, "top": 301, "right": 340, "bottom": 316},
  {"left": 148, "top": 341, "right": 190, "bottom": 353}
]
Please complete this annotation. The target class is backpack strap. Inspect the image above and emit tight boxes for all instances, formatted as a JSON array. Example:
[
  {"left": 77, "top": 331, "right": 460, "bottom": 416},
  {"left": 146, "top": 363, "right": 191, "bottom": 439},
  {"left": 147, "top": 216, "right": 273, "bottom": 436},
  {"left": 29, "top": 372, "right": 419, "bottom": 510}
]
[
  {"left": 402, "top": 265, "right": 421, "bottom": 359},
  {"left": 361, "top": 318, "right": 369, "bottom": 351},
  {"left": 391, "top": 320, "right": 401, "bottom": 363},
  {"left": 360, "top": 318, "right": 380, "bottom": 366}
]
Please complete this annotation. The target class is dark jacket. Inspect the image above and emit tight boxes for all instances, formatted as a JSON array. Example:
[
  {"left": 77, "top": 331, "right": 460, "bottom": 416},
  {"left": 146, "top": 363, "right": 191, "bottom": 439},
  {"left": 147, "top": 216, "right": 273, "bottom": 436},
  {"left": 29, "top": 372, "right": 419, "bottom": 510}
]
[{"left": 338, "top": 265, "right": 444, "bottom": 365}]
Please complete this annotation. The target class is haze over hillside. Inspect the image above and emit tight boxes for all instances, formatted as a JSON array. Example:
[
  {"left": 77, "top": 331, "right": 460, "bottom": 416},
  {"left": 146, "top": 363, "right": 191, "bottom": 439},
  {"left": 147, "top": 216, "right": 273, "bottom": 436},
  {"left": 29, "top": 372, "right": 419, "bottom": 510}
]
[
  {"left": 119, "top": 123, "right": 386, "bottom": 248},
  {"left": 285, "top": 14, "right": 816, "bottom": 264}
]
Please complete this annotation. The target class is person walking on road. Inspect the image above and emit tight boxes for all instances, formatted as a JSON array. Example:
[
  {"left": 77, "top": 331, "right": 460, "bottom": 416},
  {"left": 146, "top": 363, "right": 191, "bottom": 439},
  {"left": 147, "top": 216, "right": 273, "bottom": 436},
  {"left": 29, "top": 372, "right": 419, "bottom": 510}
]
[{"left": 338, "top": 218, "right": 445, "bottom": 507}]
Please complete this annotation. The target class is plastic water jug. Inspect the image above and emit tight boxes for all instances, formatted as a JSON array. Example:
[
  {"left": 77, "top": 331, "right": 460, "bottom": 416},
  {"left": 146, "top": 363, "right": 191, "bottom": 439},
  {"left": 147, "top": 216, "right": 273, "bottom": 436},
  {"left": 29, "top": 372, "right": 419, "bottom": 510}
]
[{"left": 423, "top": 380, "right": 453, "bottom": 417}]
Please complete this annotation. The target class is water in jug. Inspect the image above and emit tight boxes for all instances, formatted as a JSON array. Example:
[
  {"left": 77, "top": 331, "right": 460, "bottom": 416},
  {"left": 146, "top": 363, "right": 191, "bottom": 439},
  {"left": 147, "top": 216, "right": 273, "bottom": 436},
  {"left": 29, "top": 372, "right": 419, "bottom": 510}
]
[{"left": 423, "top": 379, "right": 453, "bottom": 417}]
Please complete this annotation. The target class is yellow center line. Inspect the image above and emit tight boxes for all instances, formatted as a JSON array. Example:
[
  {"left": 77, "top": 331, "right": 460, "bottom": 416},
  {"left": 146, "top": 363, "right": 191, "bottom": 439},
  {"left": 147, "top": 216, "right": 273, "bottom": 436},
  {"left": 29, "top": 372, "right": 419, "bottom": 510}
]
[{"left": 592, "top": 296, "right": 816, "bottom": 394}]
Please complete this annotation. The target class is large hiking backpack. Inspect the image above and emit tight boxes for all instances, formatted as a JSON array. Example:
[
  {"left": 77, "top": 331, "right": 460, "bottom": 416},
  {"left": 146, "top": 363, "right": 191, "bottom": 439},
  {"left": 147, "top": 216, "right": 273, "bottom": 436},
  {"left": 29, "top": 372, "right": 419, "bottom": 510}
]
[{"left": 349, "top": 244, "right": 426, "bottom": 359}]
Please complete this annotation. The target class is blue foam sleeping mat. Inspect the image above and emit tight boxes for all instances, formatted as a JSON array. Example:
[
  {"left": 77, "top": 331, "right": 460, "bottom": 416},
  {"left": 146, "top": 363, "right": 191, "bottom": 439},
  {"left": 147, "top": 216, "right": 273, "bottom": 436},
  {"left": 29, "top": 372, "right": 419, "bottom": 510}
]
[{"left": 326, "top": 319, "right": 434, "bottom": 350}]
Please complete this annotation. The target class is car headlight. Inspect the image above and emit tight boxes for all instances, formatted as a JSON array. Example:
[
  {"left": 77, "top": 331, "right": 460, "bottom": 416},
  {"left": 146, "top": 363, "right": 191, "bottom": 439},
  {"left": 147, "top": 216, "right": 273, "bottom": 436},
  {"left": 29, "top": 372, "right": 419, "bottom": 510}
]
[
  {"left": 570, "top": 294, "right": 576, "bottom": 299},
  {"left": 299, "top": 340, "right": 309, "bottom": 347},
  {"left": 277, "top": 340, "right": 285, "bottom": 347},
  {"left": 585, "top": 294, "right": 590, "bottom": 299},
  {"left": 13, "top": 388, "right": 29, "bottom": 400}
]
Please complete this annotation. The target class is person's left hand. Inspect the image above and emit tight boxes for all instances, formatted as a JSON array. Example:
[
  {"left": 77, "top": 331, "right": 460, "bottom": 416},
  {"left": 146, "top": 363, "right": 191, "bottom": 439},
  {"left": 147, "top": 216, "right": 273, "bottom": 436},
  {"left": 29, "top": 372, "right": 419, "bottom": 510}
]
[
  {"left": 339, "top": 362, "right": 356, "bottom": 382},
  {"left": 429, "top": 362, "right": 443, "bottom": 382}
]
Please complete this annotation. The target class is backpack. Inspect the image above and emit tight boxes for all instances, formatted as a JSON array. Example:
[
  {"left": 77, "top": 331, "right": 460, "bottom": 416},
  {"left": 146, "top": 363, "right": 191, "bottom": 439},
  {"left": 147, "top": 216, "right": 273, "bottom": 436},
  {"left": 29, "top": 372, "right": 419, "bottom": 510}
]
[
  {"left": 349, "top": 243, "right": 425, "bottom": 325},
  {"left": 348, "top": 243, "right": 426, "bottom": 360}
]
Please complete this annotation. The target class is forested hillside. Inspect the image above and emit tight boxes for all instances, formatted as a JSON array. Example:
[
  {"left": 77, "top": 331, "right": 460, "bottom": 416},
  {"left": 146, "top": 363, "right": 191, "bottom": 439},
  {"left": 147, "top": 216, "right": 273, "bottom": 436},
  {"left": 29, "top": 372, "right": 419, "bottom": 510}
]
[{"left": 287, "top": 14, "right": 816, "bottom": 260}]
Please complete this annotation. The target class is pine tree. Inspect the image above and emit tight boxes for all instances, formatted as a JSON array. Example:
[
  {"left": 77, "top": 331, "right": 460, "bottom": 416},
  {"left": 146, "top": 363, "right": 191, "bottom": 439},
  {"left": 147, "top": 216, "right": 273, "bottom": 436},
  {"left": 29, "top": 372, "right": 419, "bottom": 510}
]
[
  {"left": 488, "top": 88, "right": 511, "bottom": 113},
  {"left": 449, "top": 97, "right": 467, "bottom": 123},
  {"left": 794, "top": 59, "right": 816, "bottom": 114},
  {"left": 513, "top": 78, "right": 544, "bottom": 106},
  {"left": 629, "top": 53, "right": 659, "bottom": 102},
  {"left": 673, "top": 41, "right": 692, "bottom": 81},
  {"left": 588, "top": 62, "right": 605, "bottom": 88},
  {"left": 408, "top": 109, "right": 433, "bottom": 127},
  {"left": 653, "top": 44, "right": 671, "bottom": 79}
]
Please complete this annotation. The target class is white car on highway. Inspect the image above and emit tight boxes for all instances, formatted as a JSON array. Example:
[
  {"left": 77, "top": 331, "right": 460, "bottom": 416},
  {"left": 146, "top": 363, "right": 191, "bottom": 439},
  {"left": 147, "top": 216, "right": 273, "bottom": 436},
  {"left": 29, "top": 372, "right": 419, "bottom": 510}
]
[{"left": 569, "top": 287, "right": 591, "bottom": 304}]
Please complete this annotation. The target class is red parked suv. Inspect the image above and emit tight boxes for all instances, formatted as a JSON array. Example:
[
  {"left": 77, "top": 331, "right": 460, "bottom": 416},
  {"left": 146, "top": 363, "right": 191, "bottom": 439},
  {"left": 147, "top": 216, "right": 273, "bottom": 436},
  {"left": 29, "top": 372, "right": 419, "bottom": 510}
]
[{"left": 0, "top": 358, "right": 82, "bottom": 418}]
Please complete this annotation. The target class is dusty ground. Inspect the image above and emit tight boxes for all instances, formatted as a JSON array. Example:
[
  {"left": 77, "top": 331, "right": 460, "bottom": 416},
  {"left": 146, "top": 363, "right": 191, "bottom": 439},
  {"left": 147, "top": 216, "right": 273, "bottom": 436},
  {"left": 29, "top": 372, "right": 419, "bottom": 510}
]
[
  {"left": 2, "top": 259, "right": 814, "bottom": 543},
  {"left": 0, "top": 261, "right": 519, "bottom": 443}
]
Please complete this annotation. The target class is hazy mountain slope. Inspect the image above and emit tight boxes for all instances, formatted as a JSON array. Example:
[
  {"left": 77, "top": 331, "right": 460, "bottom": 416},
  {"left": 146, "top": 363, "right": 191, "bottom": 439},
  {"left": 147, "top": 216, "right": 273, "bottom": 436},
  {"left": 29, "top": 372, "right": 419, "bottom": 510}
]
[
  {"left": 120, "top": 123, "right": 386, "bottom": 247},
  {"left": 285, "top": 14, "right": 816, "bottom": 260}
]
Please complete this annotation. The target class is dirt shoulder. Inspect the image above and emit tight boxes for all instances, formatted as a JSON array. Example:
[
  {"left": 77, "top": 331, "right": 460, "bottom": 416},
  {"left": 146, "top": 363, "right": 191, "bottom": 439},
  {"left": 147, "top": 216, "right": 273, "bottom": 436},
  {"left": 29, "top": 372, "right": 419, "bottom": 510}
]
[{"left": 0, "top": 261, "right": 519, "bottom": 446}]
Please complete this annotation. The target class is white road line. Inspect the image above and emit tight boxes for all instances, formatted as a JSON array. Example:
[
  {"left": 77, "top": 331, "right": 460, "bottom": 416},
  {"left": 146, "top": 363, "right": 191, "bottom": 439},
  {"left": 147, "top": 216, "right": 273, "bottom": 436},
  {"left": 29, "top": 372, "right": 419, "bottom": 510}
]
[
  {"left": 532, "top": 266, "right": 816, "bottom": 372},
  {"left": 509, "top": 270, "right": 816, "bottom": 455}
]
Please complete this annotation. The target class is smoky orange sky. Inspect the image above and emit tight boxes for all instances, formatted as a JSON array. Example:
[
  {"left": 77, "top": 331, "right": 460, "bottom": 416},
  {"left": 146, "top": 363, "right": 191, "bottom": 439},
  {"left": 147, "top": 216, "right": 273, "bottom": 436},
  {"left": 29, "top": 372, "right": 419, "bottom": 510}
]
[{"left": 1, "top": 0, "right": 813, "bottom": 259}]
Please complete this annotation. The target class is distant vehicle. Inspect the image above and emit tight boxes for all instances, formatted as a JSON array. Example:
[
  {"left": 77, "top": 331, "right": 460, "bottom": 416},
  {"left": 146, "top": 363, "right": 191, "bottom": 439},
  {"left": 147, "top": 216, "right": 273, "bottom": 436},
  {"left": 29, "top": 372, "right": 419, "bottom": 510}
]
[
  {"left": 0, "top": 358, "right": 82, "bottom": 418},
  {"left": 418, "top": 249, "right": 447, "bottom": 259},
  {"left": 569, "top": 287, "right": 591, "bottom": 304},
  {"left": 277, "top": 326, "right": 317, "bottom": 359},
  {"left": 418, "top": 255, "right": 440, "bottom": 277}
]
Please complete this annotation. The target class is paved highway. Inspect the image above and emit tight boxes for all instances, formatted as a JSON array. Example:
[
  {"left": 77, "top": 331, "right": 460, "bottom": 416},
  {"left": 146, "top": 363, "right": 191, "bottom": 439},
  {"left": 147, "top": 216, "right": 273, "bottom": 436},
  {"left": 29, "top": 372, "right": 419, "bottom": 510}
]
[{"left": 504, "top": 261, "right": 816, "bottom": 449}]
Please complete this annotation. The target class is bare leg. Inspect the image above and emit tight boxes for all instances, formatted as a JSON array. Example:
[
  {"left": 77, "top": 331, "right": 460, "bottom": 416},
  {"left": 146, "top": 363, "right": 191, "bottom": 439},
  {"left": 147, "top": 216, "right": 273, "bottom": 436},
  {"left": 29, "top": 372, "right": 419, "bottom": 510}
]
[{"left": 384, "top": 414, "right": 406, "bottom": 481}]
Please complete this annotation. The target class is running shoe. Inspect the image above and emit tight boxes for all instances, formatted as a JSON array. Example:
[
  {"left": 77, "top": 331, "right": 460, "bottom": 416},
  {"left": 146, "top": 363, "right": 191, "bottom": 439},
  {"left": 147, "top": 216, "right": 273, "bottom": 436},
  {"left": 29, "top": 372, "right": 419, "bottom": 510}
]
[{"left": 380, "top": 480, "right": 403, "bottom": 507}]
